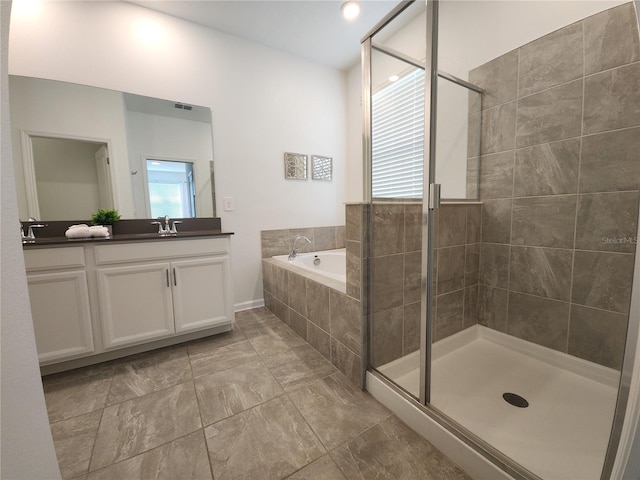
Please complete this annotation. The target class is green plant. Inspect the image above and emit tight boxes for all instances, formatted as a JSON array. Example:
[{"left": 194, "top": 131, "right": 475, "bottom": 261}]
[{"left": 90, "top": 209, "right": 121, "bottom": 225}]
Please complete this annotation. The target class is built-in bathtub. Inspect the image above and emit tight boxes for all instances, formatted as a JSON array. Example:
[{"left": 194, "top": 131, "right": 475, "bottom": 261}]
[{"left": 271, "top": 248, "right": 346, "bottom": 291}]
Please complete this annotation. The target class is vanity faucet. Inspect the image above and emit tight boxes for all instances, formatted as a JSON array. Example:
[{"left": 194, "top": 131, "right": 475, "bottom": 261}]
[
  {"left": 23, "top": 223, "right": 46, "bottom": 243},
  {"left": 289, "top": 235, "right": 311, "bottom": 261}
]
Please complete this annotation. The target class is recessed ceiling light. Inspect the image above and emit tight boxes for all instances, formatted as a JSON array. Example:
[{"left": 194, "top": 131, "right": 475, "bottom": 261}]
[
  {"left": 389, "top": 75, "right": 400, "bottom": 82},
  {"left": 341, "top": 1, "right": 361, "bottom": 21}
]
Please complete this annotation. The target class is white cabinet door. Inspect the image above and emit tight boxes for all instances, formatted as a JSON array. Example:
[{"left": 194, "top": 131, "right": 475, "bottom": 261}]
[
  {"left": 172, "top": 256, "right": 233, "bottom": 333},
  {"left": 27, "top": 270, "right": 94, "bottom": 363},
  {"left": 97, "top": 263, "right": 175, "bottom": 349}
]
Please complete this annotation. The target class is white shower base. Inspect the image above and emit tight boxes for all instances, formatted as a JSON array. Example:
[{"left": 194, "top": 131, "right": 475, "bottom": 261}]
[{"left": 375, "top": 325, "right": 620, "bottom": 480}]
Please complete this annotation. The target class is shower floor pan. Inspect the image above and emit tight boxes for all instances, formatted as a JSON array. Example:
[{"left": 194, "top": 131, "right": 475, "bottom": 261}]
[{"left": 377, "top": 325, "right": 619, "bottom": 480}]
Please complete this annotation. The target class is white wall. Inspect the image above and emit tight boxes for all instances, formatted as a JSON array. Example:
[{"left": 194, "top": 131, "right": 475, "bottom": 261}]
[
  {"left": 9, "top": 0, "right": 347, "bottom": 309},
  {"left": 0, "top": 1, "right": 62, "bottom": 478}
]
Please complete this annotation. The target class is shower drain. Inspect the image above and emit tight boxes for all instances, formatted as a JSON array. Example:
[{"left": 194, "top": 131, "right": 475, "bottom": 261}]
[{"left": 502, "top": 392, "right": 529, "bottom": 408}]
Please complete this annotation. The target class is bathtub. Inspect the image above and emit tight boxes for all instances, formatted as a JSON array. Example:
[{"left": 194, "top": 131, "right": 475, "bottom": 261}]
[{"left": 271, "top": 248, "right": 346, "bottom": 289}]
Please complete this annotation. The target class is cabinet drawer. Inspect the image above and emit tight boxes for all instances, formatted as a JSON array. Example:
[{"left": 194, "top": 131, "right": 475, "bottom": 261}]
[
  {"left": 24, "top": 247, "right": 85, "bottom": 272},
  {"left": 94, "top": 237, "right": 230, "bottom": 265}
]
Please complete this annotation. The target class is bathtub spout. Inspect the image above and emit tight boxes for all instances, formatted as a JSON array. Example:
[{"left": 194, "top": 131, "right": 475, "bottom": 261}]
[{"left": 289, "top": 235, "right": 311, "bottom": 261}]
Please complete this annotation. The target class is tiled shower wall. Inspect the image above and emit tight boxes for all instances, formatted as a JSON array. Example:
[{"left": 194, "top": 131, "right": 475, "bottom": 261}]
[
  {"left": 369, "top": 202, "right": 481, "bottom": 367},
  {"left": 469, "top": 2, "right": 640, "bottom": 370}
]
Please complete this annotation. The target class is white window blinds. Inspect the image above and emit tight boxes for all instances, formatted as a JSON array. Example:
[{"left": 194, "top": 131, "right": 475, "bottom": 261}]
[{"left": 371, "top": 68, "right": 425, "bottom": 199}]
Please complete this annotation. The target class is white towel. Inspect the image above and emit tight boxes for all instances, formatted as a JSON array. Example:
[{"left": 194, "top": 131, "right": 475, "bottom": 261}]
[
  {"left": 65, "top": 226, "right": 90, "bottom": 238},
  {"left": 67, "top": 224, "right": 89, "bottom": 230},
  {"left": 89, "top": 225, "right": 110, "bottom": 237}
]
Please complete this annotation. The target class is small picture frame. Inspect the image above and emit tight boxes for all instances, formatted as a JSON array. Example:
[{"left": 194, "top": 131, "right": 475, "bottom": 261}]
[
  {"left": 284, "top": 152, "right": 308, "bottom": 180},
  {"left": 311, "top": 155, "right": 333, "bottom": 181}
]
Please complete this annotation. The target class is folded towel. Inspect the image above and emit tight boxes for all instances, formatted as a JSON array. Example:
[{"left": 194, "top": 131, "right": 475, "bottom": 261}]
[
  {"left": 65, "top": 226, "right": 90, "bottom": 239},
  {"left": 67, "top": 224, "right": 89, "bottom": 230},
  {"left": 89, "top": 225, "right": 110, "bottom": 237}
]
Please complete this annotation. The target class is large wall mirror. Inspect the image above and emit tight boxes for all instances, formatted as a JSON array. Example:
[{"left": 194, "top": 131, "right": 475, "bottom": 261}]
[{"left": 9, "top": 75, "right": 216, "bottom": 221}]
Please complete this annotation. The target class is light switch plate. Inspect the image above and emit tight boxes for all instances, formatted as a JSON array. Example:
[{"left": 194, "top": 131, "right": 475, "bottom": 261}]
[{"left": 223, "top": 197, "right": 233, "bottom": 212}]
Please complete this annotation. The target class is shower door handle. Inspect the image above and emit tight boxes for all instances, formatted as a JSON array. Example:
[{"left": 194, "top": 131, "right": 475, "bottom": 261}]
[{"left": 428, "top": 183, "right": 441, "bottom": 210}]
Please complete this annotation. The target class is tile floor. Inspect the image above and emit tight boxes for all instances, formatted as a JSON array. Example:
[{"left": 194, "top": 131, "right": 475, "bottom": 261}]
[{"left": 43, "top": 307, "right": 471, "bottom": 480}]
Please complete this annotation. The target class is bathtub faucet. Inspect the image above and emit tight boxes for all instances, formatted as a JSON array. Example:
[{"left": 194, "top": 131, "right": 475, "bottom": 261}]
[{"left": 289, "top": 235, "right": 311, "bottom": 261}]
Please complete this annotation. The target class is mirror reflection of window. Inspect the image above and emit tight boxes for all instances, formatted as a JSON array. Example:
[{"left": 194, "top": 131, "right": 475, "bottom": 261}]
[{"left": 146, "top": 159, "right": 196, "bottom": 218}]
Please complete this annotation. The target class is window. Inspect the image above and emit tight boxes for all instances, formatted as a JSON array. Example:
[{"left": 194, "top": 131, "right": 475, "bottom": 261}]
[
  {"left": 146, "top": 159, "right": 196, "bottom": 218},
  {"left": 371, "top": 68, "right": 425, "bottom": 199}
]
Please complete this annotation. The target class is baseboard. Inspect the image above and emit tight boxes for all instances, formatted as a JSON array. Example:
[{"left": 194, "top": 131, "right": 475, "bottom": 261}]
[{"left": 234, "top": 299, "right": 265, "bottom": 312}]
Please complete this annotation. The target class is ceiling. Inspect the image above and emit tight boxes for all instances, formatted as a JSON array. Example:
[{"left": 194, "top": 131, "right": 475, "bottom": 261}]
[{"left": 127, "top": 0, "right": 402, "bottom": 71}]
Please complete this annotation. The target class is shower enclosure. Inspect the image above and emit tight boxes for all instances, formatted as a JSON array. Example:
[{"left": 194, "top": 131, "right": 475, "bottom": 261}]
[{"left": 363, "top": 1, "right": 640, "bottom": 479}]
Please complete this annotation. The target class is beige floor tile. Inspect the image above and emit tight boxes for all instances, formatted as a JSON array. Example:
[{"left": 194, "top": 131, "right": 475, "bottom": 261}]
[
  {"left": 87, "top": 430, "right": 211, "bottom": 480},
  {"left": 288, "top": 373, "right": 391, "bottom": 449},
  {"left": 243, "top": 319, "right": 308, "bottom": 356},
  {"left": 194, "top": 358, "right": 284, "bottom": 426},
  {"left": 186, "top": 326, "right": 247, "bottom": 357},
  {"left": 234, "top": 307, "right": 274, "bottom": 326},
  {"left": 89, "top": 382, "right": 201, "bottom": 471},
  {"left": 189, "top": 339, "right": 259, "bottom": 378},
  {"left": 50, "top": 410, "right": 102, "bottom": 479},
  {"left": 262, "top": 344, "right": 338, "bottom": 391},
  {"left": 107, "top": 348, "right": 192, "bottom": 405},
  {"left": 44, "top": 372, "right": 113, "bottom": 423},
  {"left": 287, "top": 454, "right": 347, "bottom": 479},
  {"left": 204, "top": 396, "right": 325, "bottom": 480},
  {"left": 330, "top": 415, "right": 471, "bottom": 479}
]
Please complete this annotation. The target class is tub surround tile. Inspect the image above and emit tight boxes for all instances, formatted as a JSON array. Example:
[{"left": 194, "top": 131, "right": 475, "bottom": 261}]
[
  {"left": 571, "top": 250, "right": 634, "bottom": 314},
  {"left": 288, "top": 455, "right": 347, "bottom": 480},
  {"left": 579, "top": 127, "right": 640, "bottom": 193},
  {"left": 50, "top": 410, "right": 102, "bottom": 479},
  {"left": 404, "top": 302, "right": 421, "bottom": 354},
  {"left": 404, "top": 251, "right": 422, "bottom": 304},
  {"left": 204, "top": 396, "right": 325, "bottom": 480},
  {"left": 507, "top": 293, "right": 569, "bottom": 352},
  {"left": 479, "top": 243, "right": 509, "bottom": 289},
  {"left": 516, "top": 79, "right": 583, "bottom": 148},
  {"left": 330, "top": 290, "right": 361, "bottom": 355},
  {"left": 194, "top": 359, "right": 283, "bottom": 426},
  {"left": 261, "top": 260, "right": 274, "bottom": 293},
  {"left": 437, "top": 246, "right": 465, "bottom": 294},
  {"left": 289, "top": 228, "right": 316, "bottom": 254},
  {"left": 89, "top": 382, "right": 201, "bottom": 471},
  {"left": 469, "top": 50, "right": 518, "bottom": 110},
  {"left": 481, "top": 199, "right": 512, "bottom": 244},
  {"left": 189, "top": 339, "right": 259, "bottom": 378},
  {"left": 306, "top": 279, "right": 331, "bottom": 332},
  {"left": 307, "top": 322, "right": 332, "bottom": 361},
  {"left": 371, "top": 307, "right": 404, "bottom": 367},
  {"left": 331, "top": 338, "right": 363, "bottom": 388},
  {"left": 273, "top": 265, "right": 288, "bottom": 303},
  {"left": 288, "top": 271, "right": 307, "bottom": 317},
  {"left": 261, "top": 229, "right": 290, "bottom": 258},
  {"left": 288, "top": 373, "right": 390, "bottom": 450},
  {"left": 314, "top": 226, "right": 337, "bottom": 251},
  {"left": 509, "top": 246, "right": 573, "bottom": 301},
  {"left": 372, "top": 204, "right": 405, "bottom": 256},
  {"left": 479, "top": 151, "right": 515, "bottom": 199},
  {"left": 480, "top": 101, "right": 517, "bottom": 155},
  {"left": 575, "top": 191, "right": 640, "bottom": 253},
  {"left": 371, "top": 254, "right": 404, "bottom": 313},
  {"left": 346, "top": 204, "right": 363, "bottom": 242},
  {"left": 466, "top": 157, "right": 479, "bottom": 198},
  {"left": 44, "top": 372, "right": 113, "bottom": 423},
  {"left": 87, "top": 431, "right": 212, "bottom": 480},
  {"left": 273, "top": 298, "right": 291, "bottom": 325},
  {"left": 438, "top": 205, "right": 467, "bottom": 247},
  {"left": 466, "top": 204, "right": 481, "bottom": 243},
  {"left": 346, "top": 240, "right": 361, "bottom": 300},
  {"left": 511, "top": 195, "right": 577, "bottom": 248},
  {"left": 464, "top": 243, "right": 480, "bottom": 286},
  {"left": 478, "top": 286, "right": 508, "bottom": 333},
  {"left": 336, "top": 226, "right": 346, "bottom": 249},
  {"left": 404, "top": 204, "right": 423, "bottom": 252},
  {"left": 464, "top": 285, "right": 479, "bottom": 329},
  {"left": 289, "top": 309, "right": 308, "bottom": 341},
  {"left": 518, "top": 22, "right": 583, "bottom": 97},
  {"left": 262, "top": 343, "right": 338, "bottom": 391},
  {"left": 435, "top": 290, "right": 465, "bottom": 341},
  {"left": 568, "top": 305, "right": 627, "bottom": 370},
  {"left": 584, "top": 3, "right": 640, "bottom": 75}
]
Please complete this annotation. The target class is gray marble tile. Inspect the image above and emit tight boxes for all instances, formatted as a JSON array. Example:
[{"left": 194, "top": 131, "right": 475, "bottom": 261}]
[
  {"left": 187, "top": 326, "right": 246, "bottom": 355},
  {"left": 262, "top": 260, "right": 274, "bottom": 294},
  {"left": 510, "top": 246, "right": 573, "bottom": 301},
  {"left": 465, "top": 243, "right": 480, "bottom": 286},
  {"left": 464, "top": 285, "right": 479, "bottom": 329},
  {"left": 289, "top": 228, "right": 315, "bottom": 254},
  {"left": 507, "top": 292, "right": 570, "bottom": 352},
  {"left": 575, "top": 191, "right": 640, "bottom": 253},
  {"left": 346, "top": 204, "right": 363, "bottom": 242},
  {"left": 288, "top": 373, "right": 390, "bottom": 450},
  {"left": 273, "top": 264, "right": 288, "bottom": 303},
  {"left": 404, "top": 251, "right": 422, "bottom": 304},
  {"left": 511, "top": 195, "right": 577, "bottom": 248},
  {"left": 234, "top": 307, "right": 274, "bottom": 327},
  {"left": 44, "top": 372, "right": 113, "bottom": 423},
  {"left": 479, "top": 243, "right": 509, "bottom": 289},
  {"left": 264, "top": 291, "right": 276, "bottom": 312},
  {"left": 331, "top": 339, "right": 363, "bottom": 388},
  {"left": 568, "top": 305, "right": 628, "bottom": 369},
  {"left": 404, "top": 203, "right": 422, "bottom": 252},
  {"left": 479, "top": 150, "right": 514, "bottom": 199},
  {"left": 517, "top": 79, "right": 583, "bottom": 148},
  {"left": 273, "top": 298, "right": 291, "bottom": 325},
  {"left": 330, "top": 290, "right": 361, "bottom": 355},
  {"left": 306, "top": 278, "right": 330, "bottom": 332},
  {"left": 514, "top": 139, "right": 580, "bottom": 196},
  {"left": 204, "top": 396, "right": 325, "bottom": 480},
  {"left": 469, "top": 50, "right": 518, "bottom": 110},
  {"left": 466, "top": 157, "right": 479, "bottom": 198},
  {"left": 583, "top": 62, "right": 640, "bottom": 135},
  {"left": 481, "top": 198, "right": 512, "bottom": 244},
  {"left": 438, "top": 205, "right": 467, "bottom": 247},
  {"left": 307, "top": 322, "right": 331, "bottom": 361},
  {"left": 480, "top": 101, "right": 517, "bottom": 155},
  {"left": 90, "top": 382, "right": 201, "bottom": 471},
  {"left": 289, "top": 309, "right": 308, "bottom": 341},
  {"left": 330, "top": 415, "right": 470, "bottom": 480},
  {"left": 518, "top": 22, "right": 583, "bottom": 97},
  {"left": 346, "top": 240, "right": 361, "bottom": 300},
  {"left": 478, "top": 286, "right": 508, "bottom": 333},
  {"left": 261, "top": 229, "right": 290, "bottom": 258},
  {"left": 584, "top": 2, "right": 640, "bottom": 76},
  {"left": 580, "top": 127, "right": 640, "bottom": 193},
  {"left": 287, "top": 455, "right": 346, "bottom": 480},
  {"left": 288, "top": 271, "right": 307, "bottom": 317},
  {"left": 107, "top": 347, "right": 192, "bottom": 405},
  {"left": 42, "top": 361, "right": 115, "bottom": 388},
  {"left": 371, "top": 254, "right": 404, "bottom": 313},
  {"left": 371, "top": 307, "right": 404, "bottom": 368},
  {"left": 437, "top": 246, "right": 465, "bottom": 294},
  {"left": 244, "top": 320, "right": 308, "bottom": 357},
  {"left": 435, "top": 290, "right": 464, "bottom": 341},
  {"left": 262, "top": 343, "right": 338, "bottom": 391},
  {"left": 572, "top": 250, "right": 635, "bottom": 314},
  {"left": 314, "top": 226, "right": 337, "bottom": 251},
  {"left": 466, "top": 204, "right": 481, "bottom": 243},
  {"left": 372, "top": 204, "right": 404, "bottom": 256},
  {"left": 404, "top": 302, "right": 421, "bottom": 354},
  {"left": 51, "top": 410, "right": 102, "bottom": 479},
  {"left": 336, "top": 225, "right": 346, "bottom": 249},
  {"left": 87, "top": 431, "right": 212, "bottom": 480},
  {"left": 189, "top": 339, "right": 259, "bottom": 378},
  {"left": 194, "top": 359, "right": 284, "bottom": 426}
]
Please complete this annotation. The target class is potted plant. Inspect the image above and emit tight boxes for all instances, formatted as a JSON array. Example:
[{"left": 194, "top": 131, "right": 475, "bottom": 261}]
[{"left": 90, "top": 209, "right": 121, "bottom": 235}]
